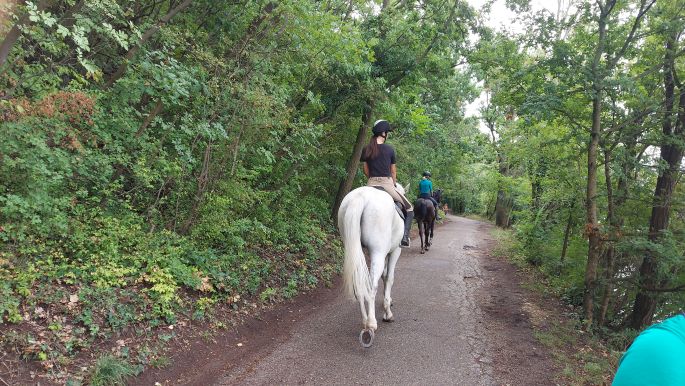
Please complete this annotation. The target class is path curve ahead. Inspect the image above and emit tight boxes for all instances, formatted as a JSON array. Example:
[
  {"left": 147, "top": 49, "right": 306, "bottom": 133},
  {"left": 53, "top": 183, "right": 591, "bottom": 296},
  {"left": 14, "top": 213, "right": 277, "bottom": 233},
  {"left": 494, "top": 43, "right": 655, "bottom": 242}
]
[{"left": 218, "top": 215, "right": 496, "bottom": 385}]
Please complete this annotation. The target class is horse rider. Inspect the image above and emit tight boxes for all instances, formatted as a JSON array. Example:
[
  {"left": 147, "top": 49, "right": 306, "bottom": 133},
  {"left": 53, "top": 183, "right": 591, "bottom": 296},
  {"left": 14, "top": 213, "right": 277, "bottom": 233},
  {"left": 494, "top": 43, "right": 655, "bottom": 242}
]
[
  {"left": 419, "top": 171, "right": 441, "bottom": 220},
  {"left": 360, "top": 119, "right": 414, "bottom": 248}
]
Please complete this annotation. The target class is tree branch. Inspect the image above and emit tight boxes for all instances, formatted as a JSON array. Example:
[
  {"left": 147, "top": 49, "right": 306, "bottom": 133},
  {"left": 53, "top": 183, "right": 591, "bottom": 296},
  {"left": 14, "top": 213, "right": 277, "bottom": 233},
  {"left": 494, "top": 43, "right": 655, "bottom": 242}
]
[
  {"left": 607, "top": 0, "right": 656, "bottom": 70},
  {"left": 105, "top": 0, "right": 193, "bottom": 88}
]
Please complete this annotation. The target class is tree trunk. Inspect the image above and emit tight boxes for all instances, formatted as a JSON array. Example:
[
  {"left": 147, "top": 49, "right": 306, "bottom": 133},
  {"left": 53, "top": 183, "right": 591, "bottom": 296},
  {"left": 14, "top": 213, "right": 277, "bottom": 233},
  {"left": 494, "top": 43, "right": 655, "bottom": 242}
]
[
  {"left": 0, "top": 0, "right": 53, "bottom": 68},
  {"left": 560, "top": 201, "right": 575, "bottom": 265},
  {"left": 583, "top": 93, "right": 603, "bottom": 328},
  {"left": 230, "top": 2, "right": 277, "bottom": 61},
  {"left": 582, "top": 2, "right": 610, "bottom": 328},
  {"left": 493, "top": 139, "right": 511, "bottom": 227},
  {"left": 629, "top": 35, "right": 684, "bottom": 329},
  {"left": 179, "top": 141, "right": 213, "bottom": 234},
  {"left": 494, "top": 190, "right": 512, "bottom": 228},
  {"left": 598, "top": 146, "right": 615, "bottom": 326},
  {"left": 331, "top": 100, "right": 373, "bottom": 221},
  {"left": 531, "top": 179, "right": 542, "bottom": 212}
]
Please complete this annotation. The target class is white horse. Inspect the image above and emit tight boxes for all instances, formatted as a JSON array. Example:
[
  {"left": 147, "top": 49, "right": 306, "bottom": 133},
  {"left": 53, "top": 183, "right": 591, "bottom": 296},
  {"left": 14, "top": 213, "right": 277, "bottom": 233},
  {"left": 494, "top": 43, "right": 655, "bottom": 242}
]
[{"left": 337, "top": 183, "right": 409, "bottom": 348}]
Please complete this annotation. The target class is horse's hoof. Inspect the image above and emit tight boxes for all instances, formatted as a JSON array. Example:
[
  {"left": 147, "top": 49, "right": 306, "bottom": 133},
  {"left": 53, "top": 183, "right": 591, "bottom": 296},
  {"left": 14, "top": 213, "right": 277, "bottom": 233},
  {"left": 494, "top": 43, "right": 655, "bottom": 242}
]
[
  {"left": 420, "top": 250, "right": 425, "bottom": 254},
  {"left": 383, "top": 316, "right": 394, "bottom": 323},
  {"left": 359, "top": 329, "right": 374, "bottom": 348}
]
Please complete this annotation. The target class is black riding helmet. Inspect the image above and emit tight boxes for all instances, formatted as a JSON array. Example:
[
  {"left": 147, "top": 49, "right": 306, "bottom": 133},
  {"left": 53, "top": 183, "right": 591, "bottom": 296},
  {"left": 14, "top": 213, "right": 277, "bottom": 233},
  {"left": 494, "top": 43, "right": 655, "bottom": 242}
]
[
  {"left": 423, "top": 171, "right": 431, "bottom": 177},
  {"left": 372, "top": 120, "right": 393, "bottom": 136}
]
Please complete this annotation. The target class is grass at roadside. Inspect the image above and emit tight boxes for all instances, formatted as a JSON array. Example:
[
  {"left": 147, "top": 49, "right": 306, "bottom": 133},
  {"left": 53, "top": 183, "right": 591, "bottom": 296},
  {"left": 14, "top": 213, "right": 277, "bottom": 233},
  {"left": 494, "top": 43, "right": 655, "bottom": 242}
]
[{"left": 490, "top": 228, "right": 624, "bottom": 386}]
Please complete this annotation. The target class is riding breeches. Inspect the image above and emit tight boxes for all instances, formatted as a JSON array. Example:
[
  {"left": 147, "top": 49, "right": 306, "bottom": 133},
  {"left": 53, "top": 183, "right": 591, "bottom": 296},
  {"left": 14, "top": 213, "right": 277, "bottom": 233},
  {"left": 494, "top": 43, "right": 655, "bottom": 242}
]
[{"left": 367, "top": 177, "right": 414, "bottom": 212}]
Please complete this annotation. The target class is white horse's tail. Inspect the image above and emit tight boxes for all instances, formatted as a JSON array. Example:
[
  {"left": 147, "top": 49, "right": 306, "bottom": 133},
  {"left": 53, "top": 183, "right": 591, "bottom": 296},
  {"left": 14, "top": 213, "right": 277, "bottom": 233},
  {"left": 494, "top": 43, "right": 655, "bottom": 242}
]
[{"left": 338, "top": 196, "right": 372, "bottom": 301}]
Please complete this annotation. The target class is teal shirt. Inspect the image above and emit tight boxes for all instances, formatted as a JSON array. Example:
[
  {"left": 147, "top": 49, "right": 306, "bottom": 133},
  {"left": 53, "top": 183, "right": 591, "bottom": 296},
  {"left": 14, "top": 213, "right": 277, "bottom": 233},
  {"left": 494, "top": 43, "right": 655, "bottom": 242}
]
[
  {"left": 612, "top": 314, "right": 685, "bottom": 386},
  {"left": 419, "top": 179, "right": 433, "bottom": 195}
]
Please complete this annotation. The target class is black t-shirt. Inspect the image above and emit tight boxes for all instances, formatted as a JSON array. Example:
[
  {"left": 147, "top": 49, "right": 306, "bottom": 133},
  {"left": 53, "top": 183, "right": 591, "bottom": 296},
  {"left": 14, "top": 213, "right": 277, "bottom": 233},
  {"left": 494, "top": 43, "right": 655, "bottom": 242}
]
[{"left": 361, "top": 143, "right": 396, "bottom": 177}]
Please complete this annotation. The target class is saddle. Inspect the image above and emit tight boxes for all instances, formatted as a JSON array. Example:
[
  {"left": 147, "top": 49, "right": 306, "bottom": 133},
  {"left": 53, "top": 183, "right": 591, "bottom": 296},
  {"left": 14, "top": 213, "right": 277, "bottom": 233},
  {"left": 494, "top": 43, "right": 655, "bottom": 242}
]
[{"left": 371, "top": 186, "right": 406, "bottom": 220}]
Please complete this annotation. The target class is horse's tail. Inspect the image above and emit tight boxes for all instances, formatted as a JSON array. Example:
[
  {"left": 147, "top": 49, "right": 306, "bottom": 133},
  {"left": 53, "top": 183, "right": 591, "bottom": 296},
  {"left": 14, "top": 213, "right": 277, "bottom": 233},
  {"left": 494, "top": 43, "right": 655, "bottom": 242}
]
[{"left": 338, "top": 195, "right": 372, "bottom": 301}]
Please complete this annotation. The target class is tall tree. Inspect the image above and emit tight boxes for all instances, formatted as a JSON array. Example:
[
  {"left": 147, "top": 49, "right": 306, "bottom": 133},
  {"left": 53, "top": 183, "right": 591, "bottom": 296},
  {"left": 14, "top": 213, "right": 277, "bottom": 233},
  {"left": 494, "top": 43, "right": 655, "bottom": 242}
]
[
  {"left": 582, "top": 0, "right": 654, "bottom": 327},
  {"left": 630, "top": 22, "right": 685, "bottom": 329}
]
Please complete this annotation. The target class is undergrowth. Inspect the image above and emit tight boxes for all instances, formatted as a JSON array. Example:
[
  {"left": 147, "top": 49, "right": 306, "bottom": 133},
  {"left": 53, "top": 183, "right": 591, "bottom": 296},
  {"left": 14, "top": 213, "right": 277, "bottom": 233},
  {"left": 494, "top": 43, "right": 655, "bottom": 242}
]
[{"left": 0, "top": 205, "right": 342, "bottom": 384}]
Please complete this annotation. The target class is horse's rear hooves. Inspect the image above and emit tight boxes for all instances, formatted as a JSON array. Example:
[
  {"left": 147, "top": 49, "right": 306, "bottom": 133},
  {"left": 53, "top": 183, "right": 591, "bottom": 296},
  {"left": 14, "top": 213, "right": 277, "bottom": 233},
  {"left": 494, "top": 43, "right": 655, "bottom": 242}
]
[{"left": 359, "top": 329, "right": 375, "bottom": 348}]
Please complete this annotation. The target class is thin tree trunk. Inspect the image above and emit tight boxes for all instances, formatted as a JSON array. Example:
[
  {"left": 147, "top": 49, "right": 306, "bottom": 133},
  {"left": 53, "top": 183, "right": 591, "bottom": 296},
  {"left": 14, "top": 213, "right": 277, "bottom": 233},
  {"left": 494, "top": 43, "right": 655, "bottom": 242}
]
[
  {"left": 331, "top": 100, "right": 374, "bottom": 221},
  {"left": 180, "top": 141, "right": 213, "bottom": 234},
  {"left": 583, "top": 93, "right": 603, "bottom": 328},
  {"left": 560, "top": 201, "right": 575, "bottom": 265},
  {"left": 135, "top": 99, "right": 163, "bottom": 137},
  {"left": 0, "top": 0, "right": 52, "bottom": 68},
  {"left": 582, "top": 1, "right": 610, "bottom": 328},
  {"left": 494, "top": 147, "right": 512, "bottom": 227},
  {"left": 531, "top": 179, "right": 542, "bottom": 211},
  {"left": 230, "top": 2, "right": 277, "bottom": 61},
  {"left": 598, "top": 146, "right": 616, "bottom": 326},
  {"left": 106, "top": 99, "right": 164, "bottom": 188},
  {"left": 105, "top": 0, "right": 193, "bottom": 88},
  {"left": 230, "top": 126, "right": 245, "bottom": 177}
]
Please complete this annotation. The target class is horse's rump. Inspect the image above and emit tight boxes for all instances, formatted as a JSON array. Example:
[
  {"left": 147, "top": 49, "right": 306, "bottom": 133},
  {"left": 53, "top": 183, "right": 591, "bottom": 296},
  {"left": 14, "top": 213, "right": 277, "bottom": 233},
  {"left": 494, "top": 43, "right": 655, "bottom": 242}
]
[{"left": 414, "top": 197, "right": 435, "bottom": 221}]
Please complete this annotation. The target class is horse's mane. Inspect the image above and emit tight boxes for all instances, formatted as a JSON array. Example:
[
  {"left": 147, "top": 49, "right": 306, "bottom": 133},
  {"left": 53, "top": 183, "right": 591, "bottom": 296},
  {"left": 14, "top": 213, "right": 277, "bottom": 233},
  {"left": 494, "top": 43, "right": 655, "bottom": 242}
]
[{"left": 432, "top": 189, "right": 442, "bottom": 203}]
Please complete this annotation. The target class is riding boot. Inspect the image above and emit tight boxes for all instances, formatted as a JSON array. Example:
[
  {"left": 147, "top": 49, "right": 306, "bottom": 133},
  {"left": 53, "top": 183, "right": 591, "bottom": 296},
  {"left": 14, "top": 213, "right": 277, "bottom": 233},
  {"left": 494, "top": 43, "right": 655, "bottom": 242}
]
[{"left": 400, "top": 211, "right": 413, "bottom": 248}]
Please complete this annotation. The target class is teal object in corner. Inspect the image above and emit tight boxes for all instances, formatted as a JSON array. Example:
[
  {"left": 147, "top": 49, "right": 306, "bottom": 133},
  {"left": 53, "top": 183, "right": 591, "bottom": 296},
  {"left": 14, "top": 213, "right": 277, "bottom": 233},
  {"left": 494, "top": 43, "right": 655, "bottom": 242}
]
[{"left": 612, "top": 314, "right": 685, "bottom": 386}]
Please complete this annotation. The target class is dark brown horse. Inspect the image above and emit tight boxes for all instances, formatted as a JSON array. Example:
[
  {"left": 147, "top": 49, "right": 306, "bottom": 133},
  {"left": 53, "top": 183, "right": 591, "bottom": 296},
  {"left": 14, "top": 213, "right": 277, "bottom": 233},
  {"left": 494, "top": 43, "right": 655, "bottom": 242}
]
[{"left": 413, "top": 198, "right": 436, "bottom": 254}]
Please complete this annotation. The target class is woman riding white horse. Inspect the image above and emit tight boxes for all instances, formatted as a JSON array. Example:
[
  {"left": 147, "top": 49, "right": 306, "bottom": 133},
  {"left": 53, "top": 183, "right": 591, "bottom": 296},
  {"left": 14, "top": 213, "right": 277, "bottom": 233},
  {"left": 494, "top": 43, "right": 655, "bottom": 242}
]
[
  {"left": 337, "top": 119, "right": 412, "bottom": 347},
  {"left": 360, "top": 119, "right": 413, "bottom": 247}
]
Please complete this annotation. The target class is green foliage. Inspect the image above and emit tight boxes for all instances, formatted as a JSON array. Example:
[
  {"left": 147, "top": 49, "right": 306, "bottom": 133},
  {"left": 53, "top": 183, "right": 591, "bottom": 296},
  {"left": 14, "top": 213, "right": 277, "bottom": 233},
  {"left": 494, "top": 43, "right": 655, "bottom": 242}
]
[{"left": 0, "top": 0, "right": 478, "bottom": 381}]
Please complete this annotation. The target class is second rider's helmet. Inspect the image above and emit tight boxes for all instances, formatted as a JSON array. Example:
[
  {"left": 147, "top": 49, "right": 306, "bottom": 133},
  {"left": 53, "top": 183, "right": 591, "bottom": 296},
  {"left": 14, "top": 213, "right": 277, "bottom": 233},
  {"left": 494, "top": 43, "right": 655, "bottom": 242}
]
[
  {"left": 423, "top": 171, "right": 431, "bottom": 177},
  {"left": 372, "top": 120, "right": 393, "bottom": 136}
]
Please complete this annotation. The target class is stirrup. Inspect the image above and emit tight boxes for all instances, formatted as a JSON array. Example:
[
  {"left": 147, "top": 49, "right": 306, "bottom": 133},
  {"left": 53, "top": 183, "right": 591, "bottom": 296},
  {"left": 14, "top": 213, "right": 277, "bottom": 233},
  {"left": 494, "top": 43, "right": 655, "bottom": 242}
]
[{"left": 400, "top": 238, "right": 410, "bottom": 248}]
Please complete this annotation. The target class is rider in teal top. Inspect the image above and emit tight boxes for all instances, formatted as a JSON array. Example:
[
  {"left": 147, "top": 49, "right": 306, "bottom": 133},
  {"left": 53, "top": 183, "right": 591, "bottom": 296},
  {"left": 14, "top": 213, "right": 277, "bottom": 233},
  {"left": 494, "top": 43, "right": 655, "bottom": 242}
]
[
  {"left": 419, "top": 175, "right": 433, "bottom": 195},
  {"left": 418, "top": 171, "right": 440, "bottom": 219},
  {"left": 612, "top": 312, "right": 685, "bottom": 386}
]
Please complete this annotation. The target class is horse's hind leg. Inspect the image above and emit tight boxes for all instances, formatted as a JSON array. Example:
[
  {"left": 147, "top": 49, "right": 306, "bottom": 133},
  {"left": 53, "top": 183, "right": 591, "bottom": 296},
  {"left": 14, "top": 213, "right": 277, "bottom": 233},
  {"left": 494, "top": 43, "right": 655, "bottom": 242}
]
[
  {"left": 382, "top": 248, "right": 401, "bottom": 322},
  {"left": 357, "top": 294, "right": 369, "bottom": 330},
  {"left": 429, "top": 219, "right": 435, "bottom": 245},
  {"left": 366, "top": 251, "right": 386, "bottom": 331},
  {"left": 419, "top": 220, "right": 428, "bottom": 254}
]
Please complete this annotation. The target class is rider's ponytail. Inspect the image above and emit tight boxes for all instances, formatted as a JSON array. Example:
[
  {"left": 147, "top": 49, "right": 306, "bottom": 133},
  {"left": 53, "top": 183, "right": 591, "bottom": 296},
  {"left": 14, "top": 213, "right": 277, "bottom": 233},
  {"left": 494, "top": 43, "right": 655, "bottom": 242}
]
[
  {"left": 362, "top": 136, "right": 379, "bottom": 160},
  {"left": 362, "top": 132, "right": 386, "bottom": 160}
]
